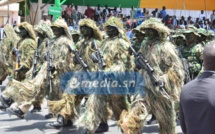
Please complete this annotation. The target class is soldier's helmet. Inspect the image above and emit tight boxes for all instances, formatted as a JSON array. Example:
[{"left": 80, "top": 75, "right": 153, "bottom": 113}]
[
  {"left": 78, "top": 18, "right": 103, "bottom": 41},
  {"left": 51, "top": 17, "right": 72, "bottom": 39},
  {"left": 139, "top": 17, "right": 171, "bottom": 39},
  {"left": 197, "top": 28, "right": 208, "bottom": 37},
  {"left": 132, "top": 25, "right": 145, "bottom": 35},
  {"left": 104, "top": 16, "right": 129, "bottom": 42},
  {"left": 17, "top": 22, "right": 36, "bottom": 40},
  {"left": 34, "top": 23, "right": 54, "bottom": 39},
  {"left": 172, "top": 29, "right": 186, "bottom": 40},
  {"left": 183, "top": 25, "right": 200, "bottom": 37}
]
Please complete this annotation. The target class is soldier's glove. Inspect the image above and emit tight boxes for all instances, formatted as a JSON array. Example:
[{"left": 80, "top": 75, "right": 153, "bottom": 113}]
[
  {"left": 90, "top": 53, "right": 99, "bottom": 63},
  {"left": 14, "top": 65, "right": 23, "bottom": 72},
  {"left": 48, "top": 66, "right": 55, "bottom": 73},
  {"left": 135, "top": 59, "right": 142, "bottom": 70},
  {"left": 12, "top": 48, "right": 18, "bottom": 55}
]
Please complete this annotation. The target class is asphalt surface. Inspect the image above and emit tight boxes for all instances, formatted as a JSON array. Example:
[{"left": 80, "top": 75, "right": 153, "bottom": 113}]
[{"left": 0, "top": 78, "right": 183, "bottom": 134}]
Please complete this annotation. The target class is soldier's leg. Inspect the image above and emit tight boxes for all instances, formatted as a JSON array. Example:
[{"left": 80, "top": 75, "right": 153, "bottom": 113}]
[
  {"left": 76, "top": 94, "right": 109, "bottom": 133},
  {"left": 149, "top": 93, "right": 176, "bottom": 134},
  {"left": 47, "top": 93, "right": 83, "bottom": 128},
  {"left": 119, "top": 98, "right": 149, "bottom": 134}
]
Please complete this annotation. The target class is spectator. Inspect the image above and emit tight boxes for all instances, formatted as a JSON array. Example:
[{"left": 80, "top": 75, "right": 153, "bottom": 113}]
[
  {"left": 84, "top": 5, "right": 95, "bottom": 19},
  {"left": 142, "top": 8, "right": 146, "bottom": 16},
  {"left": 172, "top": 15, "right": 178, "bottom": 29},
  {"left": 65, "top": 5, "right": 72, "bottom": 17},
  {"left": 187, "top": 16, "right": 193, "bottom": 25},
  {"left": 113, "top": 7, "right": 118, "bottom": 17},
  {"left": 180, "top": 41, "right": 215, "bottom": 134},
  {"left": 195, "top": 18, "right": 200, "bottom": 25},
  {"left": 151, "top": 8, "right": 158, "bottom": 17},
  {"left": 40, "top": 13, "right": 51, "bottom": 26},
  {"left": 210, "top": 10, "right": 215, "bottom": 22},
  {"left": 180, "top": 16, "right": 187, "bottom": 26},
  {"left": 103, "top": 5, "right": 110, "bottom": 17},
  {"left": 130, "top": 6, "right": 136, "bottom": 19},
  {"left": 178, "top": 20, "right": 185, "bottom": 29},
  {"left": 95, "top": 4, "right": 102, "bottom": 22},
  {"left": 160, "top": 6, "right": 167, "bottom": 20},
  {"left": 12, "top": 21, "right": 17, "bottom": 27},
  {"left": 144, "top": 10, "right": 151, "bottom": 20},
  {"left": 199, "top": 10, "right": 205, "bottom": 20}
]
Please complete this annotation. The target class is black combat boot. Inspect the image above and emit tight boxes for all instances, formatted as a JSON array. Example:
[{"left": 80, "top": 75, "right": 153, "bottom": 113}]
[
  {"left": 147, "top": 114, "right": 157, "bottom": 125},
  {"left": 30, "top": 106, "right": 42, "bottom": 113},
  {"left": 0, "top": 80, "right": 2, "bottom": 85},
  {"left": 45, "top": 113, "right": 53, "bottom": 119},
  {"left": 6, "top": 107, "right": 24, "bottom": 119},
  {"left": 95, "top": 122, "right": 109, "bottom": 133},
  {"left": 47, "top": 115, "right": 73, "bottom": 129},
  {"left": 0, "top": 95, "right": 13, "bottom": 109}
]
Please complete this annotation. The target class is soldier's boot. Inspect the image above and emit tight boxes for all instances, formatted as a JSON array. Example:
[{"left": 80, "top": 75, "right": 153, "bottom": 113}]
[
  {"left": 47, "top": 115, "right": 73, "bottom": 129},
  {"left": 0, "top": 95, "right": 13, "bottom": 110},
  {"left": 45, "top": 113, "right": 53, "bottom": 119},
  {"left": 6, "top": 107, "right": 24, "bottom": 119},
  {"left": 0, "top": 80, "right": 2, "bottom": 85},
  {"left": 147, "top": 114, "right": 157, "bottom": 125},
  {"left": 95, "top": 122, "right": 109, "bottom": 133},
  {"left": 30, "top": 105, "right": 42, "bottom": 113}
]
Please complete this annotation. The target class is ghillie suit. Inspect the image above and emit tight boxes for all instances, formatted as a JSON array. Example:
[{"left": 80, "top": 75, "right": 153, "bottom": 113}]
[
  {"left": 47, "top": 18, "right": 103, "bottom": 127},
  {"left": 0, "top": 24, "right": 20, "bottom": 82},
  {"left": 0, "top": 22, "right": 36, "bottom": 110},
  {"left": 1, "top": 18, "right": 74, "bottom": 119},
  {"left": 119, "top": 18, "right": 184, "bottom": 134},
  {"left": 75, "top": 16, "right": 134, "bottom": 134},
  {"left": 132, "top": 25, "right": 145, "bottom": 52}
]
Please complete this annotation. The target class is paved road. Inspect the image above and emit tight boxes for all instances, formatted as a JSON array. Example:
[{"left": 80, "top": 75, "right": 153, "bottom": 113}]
[{"left": 0, "top": 78, "right": 183, "bottom": 134}]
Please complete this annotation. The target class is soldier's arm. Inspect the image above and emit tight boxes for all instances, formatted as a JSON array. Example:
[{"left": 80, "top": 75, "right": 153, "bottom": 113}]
[
  {"left": 159, "top": 42, "right": 184, "bottom": 99},
  {"left": 20, "top": 40, "right": 36, "bottom": 69}
]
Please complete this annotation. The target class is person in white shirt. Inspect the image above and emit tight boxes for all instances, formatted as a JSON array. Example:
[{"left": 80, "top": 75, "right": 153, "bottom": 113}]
[
  {"left": 210, "top": 10, "right": 215, "bottom": 22},
  {"left": 40, "top": 13, "right": 51, "bottom": 26},
  {"left": 199, "top": 10, "right": 206, "bottom": 20}
]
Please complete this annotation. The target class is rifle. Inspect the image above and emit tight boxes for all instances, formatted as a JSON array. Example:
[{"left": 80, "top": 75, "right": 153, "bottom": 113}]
[
  {"left": 14, "top": 48, "right": 21, "bottom": 79},
  {"left": 129, "top": 46, "right": 171, "bottom": 99},
  {"left": 92, "top": 40, "right": 106, "bottom": 70},
  {"left": 46, "top": 40, "right": 53, "bottom": 94},
  {"left": 32, "top": 38, "right": 40, "bottom": 79},
  {"left": 177, "top": 47, "right": 191, "bottom": 83},
  {"left": 71, "top": 48, "right": 90, "bottom": 77}
]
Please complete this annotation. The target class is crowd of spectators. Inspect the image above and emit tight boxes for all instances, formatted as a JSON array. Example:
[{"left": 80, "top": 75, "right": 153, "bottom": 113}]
[{"left": 60, "top": 4, "right": 215, "bottom": 33}]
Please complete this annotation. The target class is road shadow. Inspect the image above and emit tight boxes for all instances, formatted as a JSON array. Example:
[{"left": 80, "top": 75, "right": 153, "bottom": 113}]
[
  {"left": 5, "top": 121, "right": 52, "bottom": 132},
  {"left": 142, "top": 124, "right": 159, "bottom": 133}
]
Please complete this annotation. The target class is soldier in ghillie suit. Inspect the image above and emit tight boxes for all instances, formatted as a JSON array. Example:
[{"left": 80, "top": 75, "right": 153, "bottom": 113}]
[
  {"left": 70, "top": 30, "right": 81, "bottom": 48},
  {"left": 119, "top": 18, "right": 184, "bottom": 134},
  {"left": 132, "top": 25, "right": 145, "bottom": 52},
  {"left": 0, "top": 23, "right": 54, "bottom": 114},
  {"left": 0, "top": 22, "right": 36, "bottom": 111},
  {"left": 1, "top": 18, "right": 74, "bottom": 119},
  {"left": 47, "top": 18, "right": 103, "bottom": 128},
  {"left": 0, "top": 24, "right": 20, "bottom": 84},
  {"left": 76, "top": 16, "right": 134, "bottom": 134},
  {"left": 181, "top": 26, "right": 203, "bottom": 79}
]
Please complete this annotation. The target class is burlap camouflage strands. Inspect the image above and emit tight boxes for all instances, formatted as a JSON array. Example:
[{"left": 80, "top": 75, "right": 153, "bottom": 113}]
[
  {"left": 79, "top": 19, "right": 103, "bottom": 41},
  {"left": 34, "top": 23, "right": 54, "bottom": 39}
]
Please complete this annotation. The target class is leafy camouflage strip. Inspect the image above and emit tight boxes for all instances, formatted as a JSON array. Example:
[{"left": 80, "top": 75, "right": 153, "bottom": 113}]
[
  {"left": 75, "top": 95, "right": 111, "bottom": 133},
  {"left": 18, "top": 22, "right": 36, "bottom": 41},
  {"left": 79, "top": 19, "right": 103, "bottom": 41},
  {"left": 118, "top": 98, "right": 149, "bottom": 134},
  {"left": 132, "top": 25, "right": 145, "bottom": 35},
  {"left": 2, "top": 63, "right": 47, "bottom": 106},
  {"left": 139, "top": 36, "right": 184, "bottom": 133},
  {"left": 48, "top": 93, "right": 78, "bottom": 119},
  {"left": 52, "top": 17, "right": 72, "bottom": 40},
  {"left": 34, "top": 23, "right": 54, "bottom": 39},
  {"left": 140, "top": 18, "right": 170, "bottom": 39},
  {"left": 104, "top": 16, "right": 130, "bottom": 42}
]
